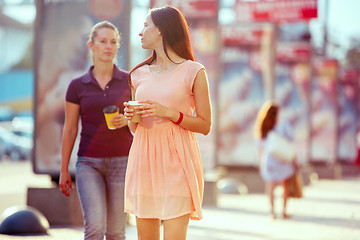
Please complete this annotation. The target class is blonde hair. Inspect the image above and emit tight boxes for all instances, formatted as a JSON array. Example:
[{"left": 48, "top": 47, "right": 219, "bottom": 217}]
[
  {"left": 254, "top": 100, "right": 279, "bottom": 139},
  {"left": 88, "top": 21, "right": 121, "bottom": 63}
]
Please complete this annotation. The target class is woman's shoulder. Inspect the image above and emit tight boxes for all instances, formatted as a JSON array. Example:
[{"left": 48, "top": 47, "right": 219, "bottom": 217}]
[
  {"left": 130, "top": 64, "right": 149, "bottom": 88},
  {"left": 183, "top": 60, "right": 205, "bottom": 70},
  {"left": 132, "top": 64, "right": 149, "bottom": 76},
  {"left": 69, "top": 66, "right": 93, "bottom": 84},
  {"left": 179, "top": 60, "right": 205, "bottom": 78},
  {"left": 255, "top": 137, "right": 265, "bottom": 148},
  {"left": 274, "top": 123, "right": 285, "bottom": 134},
  {"left": 69, "top": 72, "right": 88, "bottom": 86},
  {"left": 275, "top": 122, "right": 293, "bottom": 139}
]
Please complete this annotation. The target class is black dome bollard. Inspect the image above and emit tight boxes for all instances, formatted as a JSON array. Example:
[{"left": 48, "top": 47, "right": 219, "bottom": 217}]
[{"left": 0, "top": 206, "right": 49, "bottom": 235}]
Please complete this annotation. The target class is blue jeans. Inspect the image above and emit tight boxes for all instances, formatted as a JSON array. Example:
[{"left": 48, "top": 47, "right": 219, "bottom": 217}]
[{"left": 76, "top": 156, "right": 128, "bottom": 240}]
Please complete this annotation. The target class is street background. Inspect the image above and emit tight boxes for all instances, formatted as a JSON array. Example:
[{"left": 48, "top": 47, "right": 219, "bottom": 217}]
[
  {"left": 1, "top": 1, "right": 360, "bottom": 239},
  {"left": 1, "top": 160, "right": 360, "bottom": 240}
]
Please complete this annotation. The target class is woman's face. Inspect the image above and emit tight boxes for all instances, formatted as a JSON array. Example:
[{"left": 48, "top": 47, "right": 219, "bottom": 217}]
[
  {"left": 139, "top": 14, "right": 161, "bottom": 50},
  {"left": 90, "top": 27, "right": 119, "bottom": 63}
]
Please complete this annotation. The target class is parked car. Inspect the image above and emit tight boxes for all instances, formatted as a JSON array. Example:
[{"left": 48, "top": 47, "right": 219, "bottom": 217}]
[{"left": 0, "top": 124, "right": 33, "bottom": 161}]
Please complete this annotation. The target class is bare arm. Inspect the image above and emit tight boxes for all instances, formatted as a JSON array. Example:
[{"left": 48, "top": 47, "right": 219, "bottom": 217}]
[
  {"left": 59, "top": 101, "right": 80, "bottom": 197},
  {"left": 179, "top": 69, "right": 212, "bottom": 135}
]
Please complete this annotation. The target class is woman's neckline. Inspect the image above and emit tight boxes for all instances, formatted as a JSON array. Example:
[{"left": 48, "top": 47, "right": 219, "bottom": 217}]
[{"left": 147, "top": 60, "right": 188, "bottom": 75}]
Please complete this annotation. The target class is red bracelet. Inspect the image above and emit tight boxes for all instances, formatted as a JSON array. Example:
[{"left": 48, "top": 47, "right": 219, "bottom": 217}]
[{"left": 172, "top": 111, "right": 183, "bottom": 125}]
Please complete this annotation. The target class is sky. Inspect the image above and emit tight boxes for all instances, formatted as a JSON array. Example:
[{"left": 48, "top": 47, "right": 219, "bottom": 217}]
[
  {"left": 326, "top": 0, "right": 360, "bottom": 41},
  {"left": 316, "top": 0, "right": 360, "bottom": 48}
]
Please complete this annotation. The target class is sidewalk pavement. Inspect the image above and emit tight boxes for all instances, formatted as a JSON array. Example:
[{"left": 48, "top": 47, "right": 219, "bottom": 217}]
[{"left": 1, "top": 160, "right": 360, "bottom": 240}]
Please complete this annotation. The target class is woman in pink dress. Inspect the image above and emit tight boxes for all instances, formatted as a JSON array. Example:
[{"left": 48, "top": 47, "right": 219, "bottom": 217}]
[{"left": 123, "top": 5, "right": 212, "bottom": 240}]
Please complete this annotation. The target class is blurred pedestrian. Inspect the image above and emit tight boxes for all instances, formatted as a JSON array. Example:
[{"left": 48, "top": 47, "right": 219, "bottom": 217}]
[
  {"left": 123, "top": 5, "right": 212, "bottom": 240},
  {"left": 59, "top": 21, "right": 133, "bottom": 240},
  {"left": 254, "top": 101, "right": 296, "bottom": 219}
]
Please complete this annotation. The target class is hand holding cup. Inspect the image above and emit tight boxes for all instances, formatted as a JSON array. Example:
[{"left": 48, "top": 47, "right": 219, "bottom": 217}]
[
  {"left": 124, "top": 101, "right": 142, "bottom": 122},
  {"left": 103, "top": 105, "right": 119, "bottom": 130}
]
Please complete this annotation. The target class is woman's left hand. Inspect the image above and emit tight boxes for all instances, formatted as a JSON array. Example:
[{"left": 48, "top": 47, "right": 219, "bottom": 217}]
[
  {"left": 110, "top": 113, "right": 128, "bottom": 128},
  {"left": 137, "top": 100, "right": 173, "bottom": 119}
]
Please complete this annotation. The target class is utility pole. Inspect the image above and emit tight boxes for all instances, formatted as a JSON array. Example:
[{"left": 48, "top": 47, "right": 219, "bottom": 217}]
[{"left": 322, "top": 0, "right": 329, "bottom": 56}]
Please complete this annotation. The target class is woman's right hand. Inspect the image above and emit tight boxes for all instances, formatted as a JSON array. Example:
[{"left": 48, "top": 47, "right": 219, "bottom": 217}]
[
  {"left": 123, "top": 101, "right": 139, "bottom": 133},
  {"left": 123, "top": 101, "right": 134, "bottom": 120},
  {"left": 59, "top": 171, "right": 72, "bottom": 197}
]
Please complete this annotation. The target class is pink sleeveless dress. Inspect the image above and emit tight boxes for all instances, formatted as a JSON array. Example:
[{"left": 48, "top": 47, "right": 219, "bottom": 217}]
[{"left": 124, "top": 60, "right": 205, "bottom": 220}]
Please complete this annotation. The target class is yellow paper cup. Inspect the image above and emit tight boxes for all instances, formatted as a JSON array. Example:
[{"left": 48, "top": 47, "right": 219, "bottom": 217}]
[{"left": 103, "top": 105, "right": 119, "bottom": 130}]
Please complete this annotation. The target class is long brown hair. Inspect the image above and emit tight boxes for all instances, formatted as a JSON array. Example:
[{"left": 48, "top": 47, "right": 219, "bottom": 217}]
[
  {"left": 128, "top": 5, "right": 195, "bottom": 87},
  {"left": 254, "top": 101, "right": 279, "bottom": 139}
]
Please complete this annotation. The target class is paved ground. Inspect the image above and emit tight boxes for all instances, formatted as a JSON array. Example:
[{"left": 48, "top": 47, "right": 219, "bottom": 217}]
[{"left": 1, "top": 160, "right": 360, "bottom": 240}]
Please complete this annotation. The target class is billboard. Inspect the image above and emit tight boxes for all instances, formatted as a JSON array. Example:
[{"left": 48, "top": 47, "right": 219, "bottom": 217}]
[
  {"left": 275, "top": 42, "right": 312, "bottom": 165},
  {"left": 234, "top": 0, "right": 317, "bottom": 23},
  {"left": 33, "top": 0, "right": 131, "bottom": 175},
  {"left": 338, "top": 69, "right": 359, "bottom": 162},
  {"left": 218, "top": 24, "right": 312, "bottom": 166},
  {"left": 217, "top": 24, "right": 266, "bottom": 166},
  {"left": 310, "top": 58, "right": 339, "bottom": 163}
]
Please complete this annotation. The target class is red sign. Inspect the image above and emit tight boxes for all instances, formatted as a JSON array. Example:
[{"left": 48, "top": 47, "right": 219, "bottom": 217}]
[
  {"left": 277, "top": 42, "right": 311, "bottom": 62},
  {"left": 234, "top": 0, "right": 317, "bottom": 23},
  {"left": 222, "top": 25, "right": 311, "bottom": 63},
  {"left": 340, "top": 68, "right": 358, "bottom": 84},
  {"left": 150, "top": 0, "right": 218, "bottom": 19},
  {"left": 221, "top": 24, "right": 264, "bottom": 46}
]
